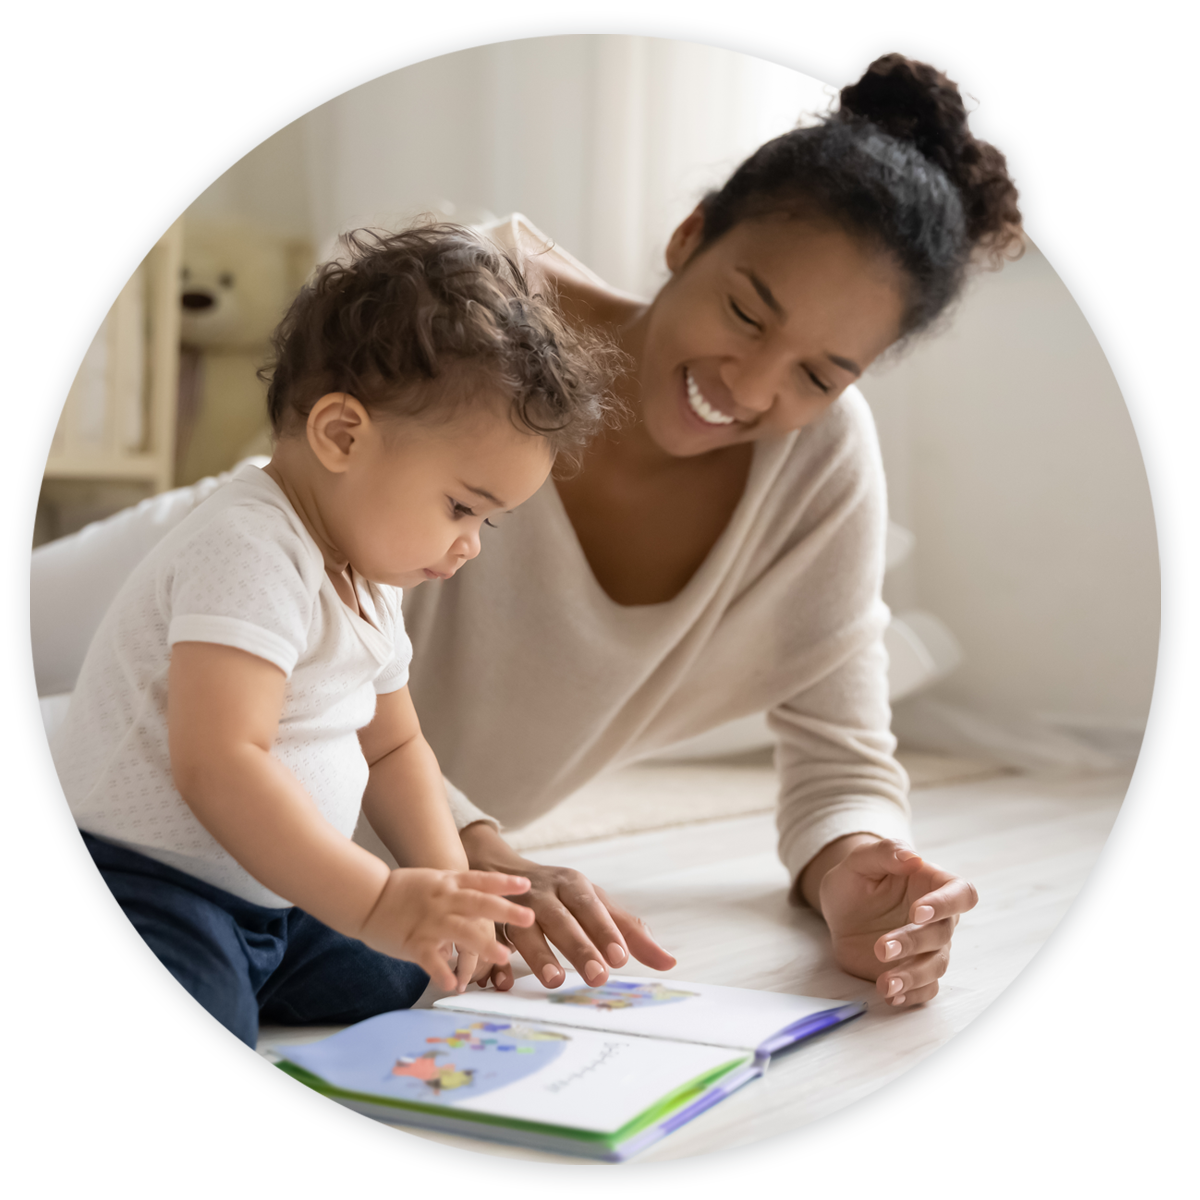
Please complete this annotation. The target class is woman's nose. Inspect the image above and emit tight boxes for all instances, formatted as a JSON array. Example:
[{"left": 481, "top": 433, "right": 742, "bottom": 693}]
[{"left": 721, "top": 353, "right": 782, "bottom": 415}]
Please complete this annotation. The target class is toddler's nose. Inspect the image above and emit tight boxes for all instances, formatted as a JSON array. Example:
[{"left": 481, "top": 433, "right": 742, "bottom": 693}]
[{"left": 455, "top": 528, "right": 483, "bottom": 563}]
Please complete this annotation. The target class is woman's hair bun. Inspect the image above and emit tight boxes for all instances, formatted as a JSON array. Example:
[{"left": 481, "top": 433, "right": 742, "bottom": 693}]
[{"left": 837, "top": 54, "right": 1022, "bottom": 262}]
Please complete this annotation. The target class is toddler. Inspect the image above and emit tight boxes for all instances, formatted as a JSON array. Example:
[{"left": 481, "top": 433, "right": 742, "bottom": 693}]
[{"left": 52, "top": 225, "right": 616, "bottom": 1047}]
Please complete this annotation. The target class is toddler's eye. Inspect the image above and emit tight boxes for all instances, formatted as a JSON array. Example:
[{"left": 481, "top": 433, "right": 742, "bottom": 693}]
[
  {"left": 450, "top": 500, "right": 475, "bottom": 519},
  {"left": 484, "top": 518, "right": 498, "bottom": 529}
]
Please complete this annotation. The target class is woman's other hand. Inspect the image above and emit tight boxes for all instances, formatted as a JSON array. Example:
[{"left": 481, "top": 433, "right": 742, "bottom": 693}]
[
  {"left": 460, "top": 821, "right": 677, "bottom": 990},
  {"left": 799, "top": 836, "right": 978, "bottom": 1009}
]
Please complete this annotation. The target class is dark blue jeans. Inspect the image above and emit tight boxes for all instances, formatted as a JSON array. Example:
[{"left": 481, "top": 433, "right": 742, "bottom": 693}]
[{"left": 82, "top": 831, "right": 429, "bottom": 1048}]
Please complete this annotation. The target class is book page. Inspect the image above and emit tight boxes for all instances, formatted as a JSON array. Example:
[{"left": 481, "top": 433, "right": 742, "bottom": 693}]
[
  {"left": 436, "top": 973, "right": 857, "bottom": 1054},
  {"left": 275, "top": 1009, "right": 747, "bottom": 1138}
]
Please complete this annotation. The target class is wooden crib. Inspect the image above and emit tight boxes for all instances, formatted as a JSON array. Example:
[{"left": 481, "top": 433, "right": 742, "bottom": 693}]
[{"left": 29, "top": 199, "right": 182, "bottom": 494}]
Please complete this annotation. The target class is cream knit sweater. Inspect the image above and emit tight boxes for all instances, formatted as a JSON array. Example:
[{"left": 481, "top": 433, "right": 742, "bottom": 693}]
[{"left": 405, "top": 386, "right": 912, "bottom": 886}]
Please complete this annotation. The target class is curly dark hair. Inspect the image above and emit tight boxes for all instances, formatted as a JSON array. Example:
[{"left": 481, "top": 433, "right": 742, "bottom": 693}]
[
  {"left": 697, "top": 54, "right": 1024, "bottom": 337},
  {"left": 261, "top": 223, "right": 623, "bottom": 459}
]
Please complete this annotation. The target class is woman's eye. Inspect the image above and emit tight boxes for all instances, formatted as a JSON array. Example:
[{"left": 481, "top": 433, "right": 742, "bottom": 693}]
[{"left": 729, "top": 298, "right": 760, "bottom": 328}]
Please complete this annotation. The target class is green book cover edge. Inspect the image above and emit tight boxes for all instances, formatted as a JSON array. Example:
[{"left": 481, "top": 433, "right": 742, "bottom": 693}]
[{"left": 276, "top": 1053, "right": 748, "bottom": 1149}]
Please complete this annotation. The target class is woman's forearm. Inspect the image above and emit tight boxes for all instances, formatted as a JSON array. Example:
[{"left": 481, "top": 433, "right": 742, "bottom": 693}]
[
  {"left": 360, "top": 734, "right": 469, "bottom": 871},
  {"left": 459, "top": 819, "right": 535, "bottom": 874}
]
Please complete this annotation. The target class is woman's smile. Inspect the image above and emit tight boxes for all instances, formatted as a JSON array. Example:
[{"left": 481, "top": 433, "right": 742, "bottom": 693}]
[{"left": 683, "top": 368, "right": 737, "bottom": 427}]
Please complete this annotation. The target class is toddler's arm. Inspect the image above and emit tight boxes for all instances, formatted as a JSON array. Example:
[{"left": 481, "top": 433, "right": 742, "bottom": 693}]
[
  {"left": 167, "top": 642, "right": 532, "bottom": 989},
  {"left": 356, "top": 686, "right": 468, "bottom": 871}
]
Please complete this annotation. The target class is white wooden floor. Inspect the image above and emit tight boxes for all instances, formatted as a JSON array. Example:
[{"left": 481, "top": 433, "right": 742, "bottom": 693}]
[{"left": 262, "top": 765, "right": 1129, "bottom": 1164}]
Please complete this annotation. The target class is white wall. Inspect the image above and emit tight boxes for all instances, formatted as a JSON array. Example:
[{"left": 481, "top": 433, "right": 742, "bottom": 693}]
[
  {"left": 191, "top": 36, "right": 829, "bottom": 291},
  {"left": 865, "top": 245, "right": 1159, "bottom": 735}
]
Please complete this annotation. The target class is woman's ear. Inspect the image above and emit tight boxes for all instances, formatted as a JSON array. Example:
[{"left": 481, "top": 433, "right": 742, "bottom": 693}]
[
  {"left": 306, "top": 393, "right": 369, "bottom": 474},
  {"left": 665, "top": 206, "right": 706, "bottom": 273}
]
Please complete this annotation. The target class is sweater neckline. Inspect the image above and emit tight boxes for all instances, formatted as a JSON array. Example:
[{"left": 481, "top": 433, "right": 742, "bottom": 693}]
[{"left": 540, "top": 431, "right": 799, "bottom": 620}]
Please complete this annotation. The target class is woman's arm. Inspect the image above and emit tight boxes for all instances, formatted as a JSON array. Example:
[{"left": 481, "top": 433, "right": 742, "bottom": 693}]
[{"left": 773, "top": 635, "right": 979, "bottom": 1007}]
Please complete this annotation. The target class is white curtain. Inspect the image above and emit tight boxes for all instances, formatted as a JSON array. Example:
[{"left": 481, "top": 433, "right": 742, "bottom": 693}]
[{"left": 299, "top": 35, "right": 832, "bottom": 294}]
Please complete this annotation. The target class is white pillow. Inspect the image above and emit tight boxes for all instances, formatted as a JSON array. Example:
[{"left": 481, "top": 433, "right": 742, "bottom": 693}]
[{"left": 30, "top": 458, "right": 268, "bottom": 696}]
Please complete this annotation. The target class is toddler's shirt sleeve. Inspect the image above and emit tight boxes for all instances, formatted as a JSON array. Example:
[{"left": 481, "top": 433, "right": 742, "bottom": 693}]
[{"left": 164, "top": 504, "right": 320, "bottom": 678}]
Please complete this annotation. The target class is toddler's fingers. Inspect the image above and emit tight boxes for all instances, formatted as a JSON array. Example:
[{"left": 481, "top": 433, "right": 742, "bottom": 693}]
[
  {"left": 413, "top": 946, "right": 459, "bottom": 992},
  {"left": 452, "top": 892, "right": 538, "bottom": 927},
  {"left": 442, "top": 916, "right": 515, "bottom": 966},
  {"left": 455, "top": 870, "right": 533, "bottom": 896},
  {"left": 455, "top": 949, "right": 479, "bottom": 993}
]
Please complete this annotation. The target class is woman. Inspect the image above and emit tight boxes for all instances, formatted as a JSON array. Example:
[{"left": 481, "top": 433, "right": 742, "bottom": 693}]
[{"left": 396, "top": 53, "right": 1023, "bottom": 1009}]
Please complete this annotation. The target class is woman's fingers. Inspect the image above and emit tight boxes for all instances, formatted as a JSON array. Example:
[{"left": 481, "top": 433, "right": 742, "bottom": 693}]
[
  {"left": 464, "top": 859, "right": 674, "bottom": 989},
  {"left": 503, "top": 915, "right": 569, "bottom": 987},
  {"left": 841, "top": 838, "right": 924, "bottom": 881},
  {"left": 598, "top": 889, "right": 678, "bottom": 972},
  {"left": 874, "top": 917, "right": 954, "bottom": 964},
  {"left": 554, "top": 880, "right": 630, "bottom": 969},
  {"left": 908, "top": 875, "right": 979, "bottom": 925},
  {"left": 487, "top": 961, "right": 514, "bottom": 991},
  {"left": 876, "top": 948, "right": 950, "bottom": 1007},
  {"left": 532, "top": 893, "right": 620, "bottom": 986}
]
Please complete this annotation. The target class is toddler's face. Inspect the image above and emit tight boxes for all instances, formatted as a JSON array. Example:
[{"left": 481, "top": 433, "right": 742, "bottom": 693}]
[{"left": 332, "top": 402, "right": 553, "bottom": 589}]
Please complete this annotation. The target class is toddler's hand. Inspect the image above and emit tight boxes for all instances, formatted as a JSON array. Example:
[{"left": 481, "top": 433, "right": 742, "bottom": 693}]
[
  {"left": 450, "top": 918, "right": 503, "bottom": 993},
  {"left": 359, "top": 869, "right": 535, "bottom": 992}
]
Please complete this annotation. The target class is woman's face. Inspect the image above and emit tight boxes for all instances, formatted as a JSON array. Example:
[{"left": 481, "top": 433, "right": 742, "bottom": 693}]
[{"left": 635, "top": 210, "right": 908, "bottom": 458}]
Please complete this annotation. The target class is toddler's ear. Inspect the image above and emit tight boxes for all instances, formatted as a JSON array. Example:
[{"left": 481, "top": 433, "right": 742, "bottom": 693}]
[{"left": 307, "top": 392, "right": 368, "bottom": 472}]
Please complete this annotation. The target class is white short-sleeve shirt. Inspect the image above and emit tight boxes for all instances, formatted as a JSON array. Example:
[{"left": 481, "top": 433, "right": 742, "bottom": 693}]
[{"left": 52, "top": 464, "right": 412, "bottom": 907}]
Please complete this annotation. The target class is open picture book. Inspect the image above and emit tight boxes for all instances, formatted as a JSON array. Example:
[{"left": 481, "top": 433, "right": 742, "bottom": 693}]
[{"left": 270, "top": 972, "right": 866, "bottom": 1161}]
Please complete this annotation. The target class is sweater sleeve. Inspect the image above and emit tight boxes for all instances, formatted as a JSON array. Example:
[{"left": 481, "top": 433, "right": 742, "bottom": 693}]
[
  {"left": 766, "top": 396, "right": 913, "bottom": 884},
  {"left": 444, "top": 776, "right": 502, "bottom": 833},
  {"left": 770, "top": 619, "right": 913, "bottom": 886}
]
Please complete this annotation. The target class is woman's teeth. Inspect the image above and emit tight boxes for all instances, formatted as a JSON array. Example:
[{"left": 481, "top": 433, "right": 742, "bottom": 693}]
[{"left": 686, "top": 371, "right": 735, "bottom": 426}]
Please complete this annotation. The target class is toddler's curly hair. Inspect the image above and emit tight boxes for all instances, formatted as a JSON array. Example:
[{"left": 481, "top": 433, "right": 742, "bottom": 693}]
[{"left": 262, "top": 223, "right": 622, "bottom": 461}]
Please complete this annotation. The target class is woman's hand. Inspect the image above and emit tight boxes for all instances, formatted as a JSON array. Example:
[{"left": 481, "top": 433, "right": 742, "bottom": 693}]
[
  {"left": 460, "top": 821, "right": 677, "bottom": 990},
  {"left": 800, "top": 836, "right": 978, "bottom": 1008}
]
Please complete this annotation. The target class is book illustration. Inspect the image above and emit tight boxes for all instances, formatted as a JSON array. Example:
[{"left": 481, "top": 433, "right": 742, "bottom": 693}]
[
  {"left": 358, "top": 1019, "right": 570, "bottom": 1106},
  {"left": 548, "top": 980, "right": 699, "bottom": 1012},
  {"left": 276, "top": 980, "right": 865, "bottom": 1160}
]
